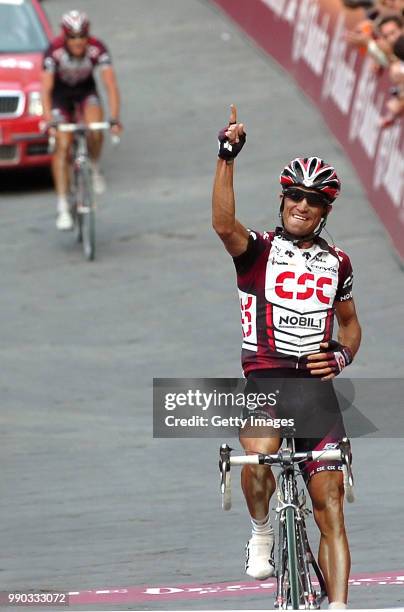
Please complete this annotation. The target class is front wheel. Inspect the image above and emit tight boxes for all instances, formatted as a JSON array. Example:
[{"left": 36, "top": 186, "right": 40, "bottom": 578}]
[
  {"left": 285, "top": 506, "right": 300, "bottom": 609},
  {"left": 82, "top": 206, "right": 95, "bottom": 261},
  {"left": 78, "top": 165, "right": 95, "bottom": 261}
]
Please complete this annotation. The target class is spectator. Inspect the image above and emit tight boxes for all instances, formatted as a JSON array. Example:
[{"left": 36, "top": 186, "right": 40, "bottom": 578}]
[
  {"left": 367, "top": 0, "right": 404, "bottom": 19},
  {"left": 380, "top": 84, "right": 404, "bottom": 126},
  {"left": 381, "top": 34, "right": 404, "bottom": 124},
  {"left": 376, "top": 13, "right": 404, "bottom": 50},
  {"left": 392, "top": 31, "right": 404, "bottom": 56},
  {"left": 347, "top": 11, "right": 403, "bottom": 70},
  {"left": 373, "top": 15, "right": 404, "bottom": 124}
]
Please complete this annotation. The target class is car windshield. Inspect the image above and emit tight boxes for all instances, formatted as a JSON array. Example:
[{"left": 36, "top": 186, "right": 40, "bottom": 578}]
[{"left": 0, "top": 0, "right": 48, "bottom": 53}]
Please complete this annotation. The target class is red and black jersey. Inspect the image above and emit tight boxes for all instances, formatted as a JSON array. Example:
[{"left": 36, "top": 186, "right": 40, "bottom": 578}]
[
  {"left": 43, "top": 36, "right": 112, "bottom": 98},
  {"left": 234, "top": 228, "right": 353, "bottom": 376}
]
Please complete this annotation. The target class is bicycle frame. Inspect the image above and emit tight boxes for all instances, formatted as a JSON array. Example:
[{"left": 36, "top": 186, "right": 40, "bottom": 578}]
[
  {"left": 71, "top": 129, "right": 95, "bottom": 259},
  {"left": 57, "top": 122, "right": 111, "bottom": 261},
  {"left": 15, "top": 122, "right": 119, "bottom": 260},
  {"left": 219, "top": 439, "right": 354, "bottom": 610},
  {"left": 274, "top": 439, "right": 326, "bottom": 610}
]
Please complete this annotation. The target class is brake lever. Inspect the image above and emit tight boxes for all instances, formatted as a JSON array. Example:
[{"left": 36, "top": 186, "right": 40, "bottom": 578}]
[
  {"left": 219, "top": 444, "right": 232, "bottom": 511},
  {"left": 339, "top": 437, "right": 355, "bottom": 502}
]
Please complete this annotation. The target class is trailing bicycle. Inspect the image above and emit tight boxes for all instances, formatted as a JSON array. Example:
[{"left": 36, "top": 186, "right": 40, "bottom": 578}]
[
  {"left": 219, "top": 437, "right": 354, "bottom": 609},
  {"left": 54, "top": 121, "right": 118, "bottom": 261},
  {"left": 13, "top": 122, "right": 119, "bottom": 260}
]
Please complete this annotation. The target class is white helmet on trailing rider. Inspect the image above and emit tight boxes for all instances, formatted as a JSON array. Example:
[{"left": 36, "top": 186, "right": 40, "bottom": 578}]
[{"left": 61, "top": 10, "right": 90, "bottom": 37}]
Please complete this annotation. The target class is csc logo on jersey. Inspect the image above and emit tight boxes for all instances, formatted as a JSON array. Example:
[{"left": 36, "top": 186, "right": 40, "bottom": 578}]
[
  {"left": 238, "top": 290, "right": 258, "bottom": 351},
  {"left": 274, "top": 272, "right": 333, "bottom": 305}
]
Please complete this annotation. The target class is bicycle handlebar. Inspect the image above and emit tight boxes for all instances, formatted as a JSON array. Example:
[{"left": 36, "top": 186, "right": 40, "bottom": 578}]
[
  {"left": 229, "top": 449, "right": 342, "bottom": 465},
  {"left": 219, "top": 439, "right": 355, "bottom": 510},
  {"left": 12, "top": 123, "right": 120, "bottom": 149},
  {"left": 56, "top": 122, "right": 112, "bottom": 132},
  {"left": 55, "top": 122, "right": 120, "bottom": 146}
]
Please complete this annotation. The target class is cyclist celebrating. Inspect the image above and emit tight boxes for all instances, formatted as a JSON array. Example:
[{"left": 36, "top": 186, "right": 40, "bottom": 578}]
[
  {"left": 212, "top": 106, "right": 361, "bottom": 609},
  {"left": 41, "top": 10, "right": 122, "bottom": 230}
]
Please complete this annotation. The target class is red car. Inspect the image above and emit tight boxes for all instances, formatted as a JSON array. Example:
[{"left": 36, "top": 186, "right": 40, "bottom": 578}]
[{"left": 0, "top": 0, "right": 53, "bottom": 168}]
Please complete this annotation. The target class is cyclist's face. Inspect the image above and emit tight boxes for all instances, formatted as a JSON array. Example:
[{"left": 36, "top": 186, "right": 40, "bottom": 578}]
[
  {"left": 282, "top": 188, "right": 330, "bottom": 237},
  {"left": 65, "top": 35, "right": 88, "bottom": 56}
]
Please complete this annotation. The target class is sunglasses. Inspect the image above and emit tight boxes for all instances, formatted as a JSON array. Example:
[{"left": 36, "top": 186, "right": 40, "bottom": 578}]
[
  {"left": 284, "top": 187, "right": 329, "bottom": 206},
  {"left": 67, "top": 34, "right": 87, "bottom": 40}
]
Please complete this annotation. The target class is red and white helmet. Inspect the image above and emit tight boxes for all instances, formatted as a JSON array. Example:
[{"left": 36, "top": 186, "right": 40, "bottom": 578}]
[
  {"left": 280, "top": 157, "right": 341, "bottom": 202},
  {"left": 61, "top": 10, "right": 90, "bottom": 37}
]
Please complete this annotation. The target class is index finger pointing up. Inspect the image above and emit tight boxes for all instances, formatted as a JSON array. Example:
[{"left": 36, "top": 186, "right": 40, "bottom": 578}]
[{"left": 229, "top": 104, "right": 237, "bottom": 125}]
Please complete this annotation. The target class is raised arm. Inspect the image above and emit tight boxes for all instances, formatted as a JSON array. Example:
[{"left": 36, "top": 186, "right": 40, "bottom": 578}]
[{"left": 212, "top": 105, "right": 249, "bottom": 257}]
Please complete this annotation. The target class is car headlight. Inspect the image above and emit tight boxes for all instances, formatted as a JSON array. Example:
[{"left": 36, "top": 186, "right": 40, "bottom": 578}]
[{"left": 28, "top": 91, "right": 43, "bottom": 117}]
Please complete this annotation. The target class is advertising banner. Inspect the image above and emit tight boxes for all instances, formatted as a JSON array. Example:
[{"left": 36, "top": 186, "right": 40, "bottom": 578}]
[{"left": 212, "top": 0, "right": 404, "bottom": 263}]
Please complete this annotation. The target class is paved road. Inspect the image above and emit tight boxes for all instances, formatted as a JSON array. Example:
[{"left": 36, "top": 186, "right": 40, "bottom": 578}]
[{"left": 1, "top": 0, "right": 403, "bottom": 609}]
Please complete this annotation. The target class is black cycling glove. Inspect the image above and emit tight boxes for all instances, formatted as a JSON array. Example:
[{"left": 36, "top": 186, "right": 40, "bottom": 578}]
[
  {"left": 323, "top": 340, "right": 353, "bottom": 375},
  {"left": 218, "top": 126, "right": 246, "bottom": 161}
]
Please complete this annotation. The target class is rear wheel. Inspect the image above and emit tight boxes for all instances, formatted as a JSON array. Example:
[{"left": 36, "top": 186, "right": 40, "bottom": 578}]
[
  {"left": 77, "top": 214, "right": 83, "bottom": 244},
  {"left": 69, "top": 166, "right": 82, "bottom": 243}
]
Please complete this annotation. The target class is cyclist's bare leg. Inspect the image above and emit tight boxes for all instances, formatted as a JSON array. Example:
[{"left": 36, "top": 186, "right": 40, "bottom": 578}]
[
  {"left": 308, "top": 470, "right": 350, "bottom": 605},
  {"left": 83, "top": 102, "right": 105, "bottom": 194},
  {"left": 52, "top": 131, "right": 73, "bottom": 199},
  {"left": 239, "top": 429, "right": 281, "bottom": 520},
  {"left": 83, "top": 102, "right": 104, "bottom": 162},
  {"left": 240, "top": 428, "right": 280, "bottom": 579}
]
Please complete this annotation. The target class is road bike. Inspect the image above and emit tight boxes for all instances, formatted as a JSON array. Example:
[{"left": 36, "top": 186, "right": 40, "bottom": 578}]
[
  {"left": 55, "top": 122, "right": 116, "bottom": 261},
  {"left": 13, "top": 122, "right": 119, "bottom": 260},
  {"left": 219, "top": 436, "right": 354, "bottom": 609}
]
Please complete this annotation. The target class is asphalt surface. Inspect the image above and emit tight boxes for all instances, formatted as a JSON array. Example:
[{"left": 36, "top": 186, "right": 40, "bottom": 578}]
[{"left": 1, "top": 0, "right": 404, "bottom": 609}]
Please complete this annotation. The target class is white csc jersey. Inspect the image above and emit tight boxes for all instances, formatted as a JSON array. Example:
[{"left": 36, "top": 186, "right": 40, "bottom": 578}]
[{"left": 234, "top": 229, "right": 353, "bottom": 375}]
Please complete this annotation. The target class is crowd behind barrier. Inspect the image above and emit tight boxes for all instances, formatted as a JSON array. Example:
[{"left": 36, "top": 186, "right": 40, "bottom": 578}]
[{"left": 212, "top": 0, "right": 404, "bottom": 263}]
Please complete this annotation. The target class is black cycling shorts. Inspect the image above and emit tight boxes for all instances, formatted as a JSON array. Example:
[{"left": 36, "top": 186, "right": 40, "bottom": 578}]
[
  {"left": 241, "top": 369, "right": 345, "bottom": 483},
  {"left": 51, "top": 84, "right": 101, "bottom": 122}
]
